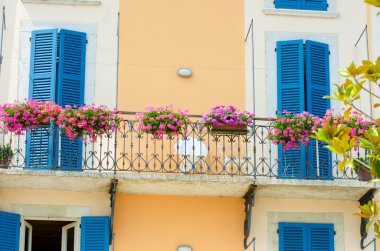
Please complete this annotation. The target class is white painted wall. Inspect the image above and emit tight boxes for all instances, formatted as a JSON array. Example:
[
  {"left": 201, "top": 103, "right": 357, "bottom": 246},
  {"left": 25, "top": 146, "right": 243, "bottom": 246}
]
[
  {"left": 245, "top": 0, "right": 368, "bottom": 117},
  {"left": 0, "top": 0, "right": 118, "bottom": 108},
  {"left": 371, "top": 7, "right": 380, "bottom": 59}
]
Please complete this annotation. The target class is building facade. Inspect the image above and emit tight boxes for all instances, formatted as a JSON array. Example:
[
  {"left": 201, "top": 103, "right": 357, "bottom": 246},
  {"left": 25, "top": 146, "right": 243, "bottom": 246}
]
[{"left": 0, "top": 0, "right": 379, "bottom": 251}]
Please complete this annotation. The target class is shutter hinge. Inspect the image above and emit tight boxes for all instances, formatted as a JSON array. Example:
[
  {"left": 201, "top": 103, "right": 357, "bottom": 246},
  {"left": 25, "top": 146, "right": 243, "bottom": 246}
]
[
  {"left": 329, "top": 51, "right": 331, "bottom": 55},
  {"left": 327, "top": 3, "right": 329, "bottom": 7},
  {"left": 277, "top": 229, "right": 279, "bottom": 234},
  {"left": 80, "top": 224, "right": 81, "bottom": 228},
  {"left": 275, "top": 48, "right": 277, "bottom": 52},
  {"left": 273, "top": 1, "right": 275, "bottom": 4},
  {"left": 29, "top": 37, "right": 31, "bottom": 42},
  {"left": 86, "top": 39, "right": 88, "bottom": 44},
  {"left": 334, "top": 230, "right": 336, "bottom": 235}
]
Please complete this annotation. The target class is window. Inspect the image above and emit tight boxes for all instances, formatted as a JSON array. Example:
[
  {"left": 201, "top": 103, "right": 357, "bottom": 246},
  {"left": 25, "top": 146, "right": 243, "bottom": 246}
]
[
  {"left": 276, "top": 39, "right": 332, "bottom": 179},
  {"left": 279, "top": 222, "right": 334, "bottom": 251},
  {"left": 275, "top": 0, "right": 328, "bottom": 11},
  {"left": 0, "top": 211, "right": 110, "bottom": 251},
  {"left": 26, "top": 28, "right": 86, "bottom": 170}
]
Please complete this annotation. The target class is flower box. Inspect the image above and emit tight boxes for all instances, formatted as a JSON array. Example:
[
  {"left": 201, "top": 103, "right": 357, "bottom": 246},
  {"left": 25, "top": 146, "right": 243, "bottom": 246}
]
[
  {"left": 358, "top": 168, "right": 372, "bottom": 181},
  {"left": 202, "top": 105, "right": 254, "bottom": 135},
  {"left": 211, "top": 124, "right": 248, "bottom": 135},
  {"left": 0, "top": 157, "right": 10, "bottom": 169}
]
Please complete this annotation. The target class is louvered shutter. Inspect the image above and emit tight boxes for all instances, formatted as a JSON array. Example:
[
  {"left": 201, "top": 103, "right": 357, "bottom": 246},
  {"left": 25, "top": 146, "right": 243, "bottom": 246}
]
[
  {"left": 305, "top": 40, "right": 332, "bottom": 180},
  {"left": 277, "top": 40, "right": 306, "bottom": 179},
  {"left": 302, "top": 0, "right": 328, "bottom": 11},
  {"left": 57, "top": 29, "right": 86, "bottom": 170},
  {"left": 26, "top": 29, "right": 58, "bottom": 168},
  {"left": 0, "top": 212, "right": 20, "bottom": 251},
  {"left": 81, "top": 216, "right": 110, "bottom": 251},
  {"left": 279, "top": 222, "right": 307, "bottom": 251},
  {"left": 308, "top": 224, "right": 334, "bottom": 251},
  {"left": 275, "top": 0, "right": 302, "bottom": 9}
]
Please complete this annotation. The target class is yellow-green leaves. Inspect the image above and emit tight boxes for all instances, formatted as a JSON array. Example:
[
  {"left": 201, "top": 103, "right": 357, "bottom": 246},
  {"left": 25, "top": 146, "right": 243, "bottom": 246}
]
[
  {"left": 355, "top": 200, "right": 380, "bottom": 237},
  {"left": 365, "top": 0, "right": 380, "bottom": 7}
]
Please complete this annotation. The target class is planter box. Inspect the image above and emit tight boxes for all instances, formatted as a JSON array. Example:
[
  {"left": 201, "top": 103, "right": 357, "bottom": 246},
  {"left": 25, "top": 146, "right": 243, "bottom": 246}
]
[
  {"left": 358, "top": 168, "right": 372, "bottom": 181},
  {"left": 0, "top": 157, "right": 10, "bottom": 169},
  {"left": 211, "top": 124, "right": 248, "bottom": 135}
]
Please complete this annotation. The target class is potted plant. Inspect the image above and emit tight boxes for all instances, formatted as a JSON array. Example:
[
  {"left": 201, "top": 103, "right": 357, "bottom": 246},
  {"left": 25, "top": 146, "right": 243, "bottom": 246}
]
[
  {"left": 136, "top": 105, "right": 190, "bottom": 140},
  {"left": 0, "top": 99, "right": 62, "bottom": 135},
  {"left": 353, "top": 157, "right": 372, "bottom": 181},
  {"left": 202, "top": 105, "right": 254, "bottom": 134},
  {"left": 0, "top": 144, "right": 13, "bottom": 168},
  {"left": 57, "top": 104, "right": 121, "bottom": 142},
  {"left": 268, "top": 111, "right": 322, "bottom": 151}
]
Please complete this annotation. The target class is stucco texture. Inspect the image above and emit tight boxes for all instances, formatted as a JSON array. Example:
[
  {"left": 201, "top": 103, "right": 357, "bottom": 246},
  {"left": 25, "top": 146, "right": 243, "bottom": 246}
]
[
  {"left": 117, "top": 0, "right": 245, "bottom": 114},
  {"left": 113, "top": 193, "right": 245, "bottom": 251}
]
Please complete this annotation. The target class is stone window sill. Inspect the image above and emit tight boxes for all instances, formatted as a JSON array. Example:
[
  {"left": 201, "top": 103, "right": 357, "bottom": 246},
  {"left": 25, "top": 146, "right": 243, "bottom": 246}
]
[
  {"left": 263, "top": 8, "right": 339, "bottom": 18},
  {"left": 21, "top": 0, "right": 101, "bottom": 6}
]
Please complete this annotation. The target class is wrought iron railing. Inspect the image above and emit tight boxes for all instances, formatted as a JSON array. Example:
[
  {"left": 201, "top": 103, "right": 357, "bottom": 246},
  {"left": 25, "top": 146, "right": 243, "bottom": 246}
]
[{"left": 0, "top": 114, "right": 368, "bottom": 181}]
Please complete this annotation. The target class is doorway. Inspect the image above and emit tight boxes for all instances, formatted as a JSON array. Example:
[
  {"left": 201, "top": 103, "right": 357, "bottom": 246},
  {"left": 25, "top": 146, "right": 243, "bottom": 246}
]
[{"left": 22, "top": 219, "right": 79, "bottom": 251}]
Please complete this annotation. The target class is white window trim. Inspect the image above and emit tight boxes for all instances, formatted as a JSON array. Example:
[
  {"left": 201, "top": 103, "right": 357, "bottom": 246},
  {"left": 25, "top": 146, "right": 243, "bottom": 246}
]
[
  {"left": 62, "top": 221, "right": 81, "bottom": 251},
  {"left": 263, "top": 8, "right": 339, "bottom": 18},
  {"left": 263, "top": 0, "right": 338, "bottom": 18},
  {"left": 267, "top": 212, "right": 344, "bottom": 251},
  {"left": 19, "top": 219, "right": 32, "bottom": 251},
  {"left": 19, "top": 216, "right": 81, "bottom": 251}
]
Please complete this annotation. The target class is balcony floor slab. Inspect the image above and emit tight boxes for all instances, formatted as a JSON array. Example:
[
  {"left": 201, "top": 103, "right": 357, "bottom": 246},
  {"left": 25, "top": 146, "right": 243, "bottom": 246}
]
[{"left": 0, "top": 169, "right": 377, "bottom": 201}]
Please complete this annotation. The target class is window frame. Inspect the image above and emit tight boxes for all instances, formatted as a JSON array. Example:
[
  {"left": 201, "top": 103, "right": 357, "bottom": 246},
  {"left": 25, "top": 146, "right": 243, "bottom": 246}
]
[{"left": 279, "top": 222, "right": 335, "bottom": 251}]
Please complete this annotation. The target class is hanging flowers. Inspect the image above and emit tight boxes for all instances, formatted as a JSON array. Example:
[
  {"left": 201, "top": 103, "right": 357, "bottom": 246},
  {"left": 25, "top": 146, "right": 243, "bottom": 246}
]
[
  {"left": 0, "top": 99, "right": 62, "bottom": 135},
  {"left": 268, "top": 111, "right": 322, "bottom": 152},
  {"left": 202, "top": 105, "right": 255, "bottom": 127},
  {"left": 57, "top": 104, "right": 121, "bottom": 142},
  {"left": 136, "top": 105, "right": 190, "bottom": 140}
]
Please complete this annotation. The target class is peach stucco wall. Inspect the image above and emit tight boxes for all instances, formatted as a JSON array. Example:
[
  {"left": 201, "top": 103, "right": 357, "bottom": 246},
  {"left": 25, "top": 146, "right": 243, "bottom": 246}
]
[
  {"left": 113, "top": 193, "right": 245, "bottom": 251},
  {"left": 117, "top": 0, "right": 245, "bottom": 115}
]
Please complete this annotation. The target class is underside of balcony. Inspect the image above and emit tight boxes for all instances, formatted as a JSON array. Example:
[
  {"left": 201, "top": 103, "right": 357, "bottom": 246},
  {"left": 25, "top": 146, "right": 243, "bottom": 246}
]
[{"left": 0, "top": 168, "right": 377, "bottom": 201}]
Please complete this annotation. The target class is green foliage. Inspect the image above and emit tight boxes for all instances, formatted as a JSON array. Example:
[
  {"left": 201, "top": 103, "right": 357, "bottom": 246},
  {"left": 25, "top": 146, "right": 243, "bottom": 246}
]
[{"left": 0, "top": 144, "right": 13, "bottom": 160}]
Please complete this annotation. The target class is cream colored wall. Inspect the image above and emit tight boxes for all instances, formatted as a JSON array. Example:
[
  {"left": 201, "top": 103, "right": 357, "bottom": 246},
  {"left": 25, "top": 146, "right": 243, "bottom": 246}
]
[
  {"left": 0, "top": 188, "right": 110, "bottom": 216},
  {"left": 0, "top": 0, "right": 118, "bottom": 107},
  {"left": 244, "top": 0, "right": 368, "bottom": 117},
  {"left": 113, "top": 193, "right": 245, "bottom": 251},
  {"left": 118, "top": 0, "right": 245, "bottom": 115},
  {"left": 251, "top": 198, "right": 366, "bottom": 251}
]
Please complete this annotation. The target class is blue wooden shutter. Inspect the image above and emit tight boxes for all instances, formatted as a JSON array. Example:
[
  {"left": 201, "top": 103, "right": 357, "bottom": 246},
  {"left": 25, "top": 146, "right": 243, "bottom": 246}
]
[
  {"left": 275, "top": 0, "right": 302, "bottom": 9},
  {"left": 305, "top": 40, "right": 332, "bottom": 180},
  {"left": 0, "top": 211, "right": 20, "bottom": 251},
  {"left": 302, "top": 0, "right": 328, "bottom": 11},
  {"left": 57, "top": 29, "right": 86, "bottom": 170},
  {"left": 307, "top": 224, "right": 334, "bottom": 251},
  {"left": 277, "top": 40, "right": 306, "bottom": 179},
  {"left": 81, "top": 216, "right": 110, "bottom": 251},
  {"left": 27, "top": 29, "right": 58, "bottom": 168},
  {"left": 279, "top": 222, "right": 307, "bottom": 251}
]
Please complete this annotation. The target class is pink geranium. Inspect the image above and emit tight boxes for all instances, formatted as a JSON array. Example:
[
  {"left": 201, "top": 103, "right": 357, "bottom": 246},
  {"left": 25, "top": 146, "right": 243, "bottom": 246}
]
[
  {"left": 202, "top": 105, "right": 255, "bottom": 127},
  {"left": 58, "top": 104, "right": 121, "bottom": 142},
  {"left": 268, "top": 111, "right": 322, "bottom": 152},
  {"left": 136, "top": 105, "right": 190, "bottom": 140},
  {"left": 0, "top": 99, "right": 62, "bottom": 135}
]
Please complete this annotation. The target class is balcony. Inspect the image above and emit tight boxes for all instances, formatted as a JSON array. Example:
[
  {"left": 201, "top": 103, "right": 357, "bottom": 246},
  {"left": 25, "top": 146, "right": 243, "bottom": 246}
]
[{"left": 0, "top": 114, "right": 377, "bottom": 200}]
